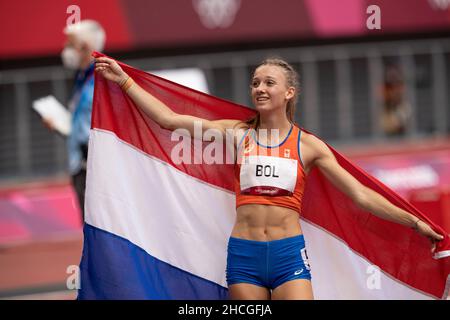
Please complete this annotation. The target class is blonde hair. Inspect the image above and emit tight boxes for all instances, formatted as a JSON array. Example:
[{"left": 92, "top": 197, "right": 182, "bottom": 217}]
[{"left": 246, "top": 57, "right": 300, "bottom": 129}]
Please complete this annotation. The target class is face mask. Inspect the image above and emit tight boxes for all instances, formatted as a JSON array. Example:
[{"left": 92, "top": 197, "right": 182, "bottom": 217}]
[{"left": 61, "top": 47, "right": 81, "bottom": 70}]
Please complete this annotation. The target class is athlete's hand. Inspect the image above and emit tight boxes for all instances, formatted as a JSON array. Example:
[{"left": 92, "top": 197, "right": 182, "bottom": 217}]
[
  {"left": 95, "top": 57, "right": 128, "bottom": 85},
  {"left": 414, "top": 220, "right": 444, "bottom": 252}
]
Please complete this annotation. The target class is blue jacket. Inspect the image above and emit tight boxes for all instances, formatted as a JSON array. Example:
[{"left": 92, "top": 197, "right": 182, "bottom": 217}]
[{"left": 67, "top": 63, "right": 95, "bottom": 175}]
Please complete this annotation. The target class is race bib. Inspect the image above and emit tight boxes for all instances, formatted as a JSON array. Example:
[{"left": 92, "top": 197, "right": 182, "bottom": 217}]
[{"left": 240, "top": 155, "right": 298, "bottom": 196}]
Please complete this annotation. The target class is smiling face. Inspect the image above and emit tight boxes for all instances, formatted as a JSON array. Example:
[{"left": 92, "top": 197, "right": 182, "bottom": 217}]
[{"left": 251, "top": 65, "right": 295, "bottom": 115}]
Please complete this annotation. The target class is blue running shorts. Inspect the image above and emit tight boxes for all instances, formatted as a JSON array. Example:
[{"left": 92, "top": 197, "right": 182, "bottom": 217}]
[{"left": 226, "top": 234, "right": 312, "bottom": 290}]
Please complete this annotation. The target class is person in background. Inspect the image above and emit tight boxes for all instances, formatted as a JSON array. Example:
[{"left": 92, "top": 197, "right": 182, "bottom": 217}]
[
  {"left": 380, "top": 64, "right": 412, "bottom": 137},
  {"left": 44, "top": 20, "right": 106, "bottom": 221}
]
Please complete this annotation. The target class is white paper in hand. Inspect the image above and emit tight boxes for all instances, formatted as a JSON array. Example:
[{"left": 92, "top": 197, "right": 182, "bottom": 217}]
[{"left": 33, "top": 95, "right": 72, "bottom": 136}]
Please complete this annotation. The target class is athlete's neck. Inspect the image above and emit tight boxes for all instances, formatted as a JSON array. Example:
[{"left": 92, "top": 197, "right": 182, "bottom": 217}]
[{"left": 257, "top": 114, "right": 292, "bottom": 144}]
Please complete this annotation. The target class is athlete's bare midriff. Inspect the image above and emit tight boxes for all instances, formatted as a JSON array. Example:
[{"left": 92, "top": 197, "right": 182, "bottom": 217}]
[{"left": 231, "top": 204, "right": 302, "bottom": 241}]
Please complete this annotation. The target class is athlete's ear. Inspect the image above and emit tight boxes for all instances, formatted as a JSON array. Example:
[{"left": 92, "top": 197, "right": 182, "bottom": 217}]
[{"left": 285, "top": 86, "right": 295, "bottom": 100}]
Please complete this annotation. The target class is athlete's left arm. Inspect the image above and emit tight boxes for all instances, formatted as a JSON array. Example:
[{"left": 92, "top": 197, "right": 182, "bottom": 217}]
[{"left": 308, "top": 135, "right": 443, "bottom": 243}]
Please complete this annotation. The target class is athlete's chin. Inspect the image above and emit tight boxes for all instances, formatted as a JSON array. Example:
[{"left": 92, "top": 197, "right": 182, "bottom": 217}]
[{"left": 255, "top": 103, "right": 274, "bottom": 113}]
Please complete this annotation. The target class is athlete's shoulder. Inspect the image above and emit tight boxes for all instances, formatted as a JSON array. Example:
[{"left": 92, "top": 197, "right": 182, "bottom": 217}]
[
  {"left": 298, "top": 130, "right": 331, "bottom": 158},
  {"left": 212, "top": 119, "right": 247, "bottom": 130},
  {"left": 209, "top": 119, "right": 249, "bottom": 141},
  {"left": 297, "top": 129, "right": 316, "bottom": 144}
]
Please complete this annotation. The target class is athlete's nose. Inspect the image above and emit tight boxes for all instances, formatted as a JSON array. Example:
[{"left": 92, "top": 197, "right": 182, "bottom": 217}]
[{"left": 255, "top": 84, "right": 267, "bottom": 94}]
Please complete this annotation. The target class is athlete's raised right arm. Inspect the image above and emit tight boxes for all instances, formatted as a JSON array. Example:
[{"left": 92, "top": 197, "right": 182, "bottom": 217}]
[{"left": 95, "top": 57, "right": 244, "bottom": 137}]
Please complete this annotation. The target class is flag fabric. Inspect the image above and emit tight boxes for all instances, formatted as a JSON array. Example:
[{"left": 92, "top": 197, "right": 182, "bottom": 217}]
[{"left": 78, "top": 52, "right": 450, "bottom": 300}]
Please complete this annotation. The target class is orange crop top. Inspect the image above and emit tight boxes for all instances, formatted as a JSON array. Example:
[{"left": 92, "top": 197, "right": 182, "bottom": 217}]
[{"left": 234, "top": 125, "right": 306, "bottom": 213}]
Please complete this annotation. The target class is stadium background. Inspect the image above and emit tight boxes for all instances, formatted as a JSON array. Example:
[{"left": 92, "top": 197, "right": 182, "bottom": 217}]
[{"left": 1, "top": 0, "right": 450, "bottom": 299}]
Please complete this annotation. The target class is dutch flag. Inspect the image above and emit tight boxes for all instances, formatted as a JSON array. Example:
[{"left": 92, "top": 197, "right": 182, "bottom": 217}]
[{"left": 78, "top": 53, "right": 450, "bottom": 300}]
